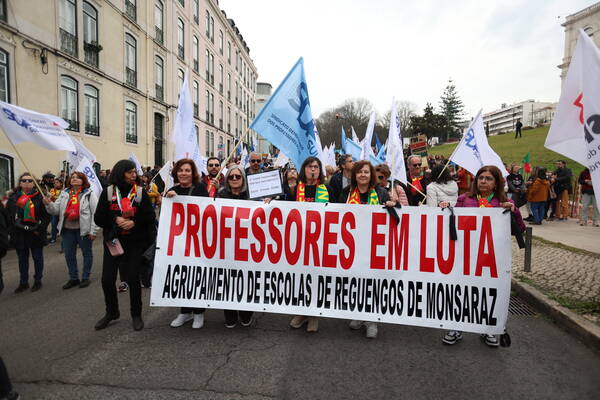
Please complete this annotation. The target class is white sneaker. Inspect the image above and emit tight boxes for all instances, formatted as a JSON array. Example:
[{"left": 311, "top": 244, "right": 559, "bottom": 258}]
[
  {"left": 170, "top": 313, "right": 192, "bottom": 328},
  {"left": 192, "top": 313, "right": 205, "bottom": 329},
  {"left": 365, "top": 322, "right": 378, "bottom": 339},
  {"left": 349, "top": 320, "right": 364, "bottom": 330},
  {"left": 481, "top": 334, "right": 499, "bottom": 347}
]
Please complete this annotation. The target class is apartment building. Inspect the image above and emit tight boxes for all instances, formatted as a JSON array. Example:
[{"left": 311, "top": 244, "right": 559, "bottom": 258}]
[{"left": 482, "top": 99, "right": 555, "bottom": 136}]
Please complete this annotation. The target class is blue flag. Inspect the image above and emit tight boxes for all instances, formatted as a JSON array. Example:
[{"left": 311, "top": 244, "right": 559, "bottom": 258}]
[
  {"left": 341, "top": 126, "right": 347, "bottom": 151},
  {"left": 344, "top": 138, "right": 362, "bottom": 160},
  {"left": 250, "top": 57, "right": 318, "bottom": 169},
  {"left": 236, "top": 144, "right": 241, "bottom": 156},
  {"left": 374, "top": 133, "right": 383, "bottom": 154},
  {"left": 377, "top": 143, "right": 386, "bottom": 162}
]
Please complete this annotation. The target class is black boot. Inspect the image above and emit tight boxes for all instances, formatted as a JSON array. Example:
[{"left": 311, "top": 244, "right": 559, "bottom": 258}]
[
  {"left": 14, "top": 283, "right": 29, "bottom": 294},
  {"left": 95, "top": 313, "right": 120, "bottom": 330},
  {"left": 132, "top": 316, "right": 144, "bottom": 331},
  {"left": 62, "top": 279, "right": 80, "bottom": 289}
]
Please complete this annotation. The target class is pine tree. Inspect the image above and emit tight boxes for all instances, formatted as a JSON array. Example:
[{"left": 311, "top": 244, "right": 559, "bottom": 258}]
[{"left": 439, "top": 79, "right": 464, "bottom": 142}]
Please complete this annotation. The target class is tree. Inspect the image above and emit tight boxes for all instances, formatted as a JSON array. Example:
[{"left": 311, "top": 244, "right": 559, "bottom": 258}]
[
  {"left": 408, "top": 103, "right": 446, "bottom": 139},
  {"left": 316, "top": 98, "right": 376, "bottom": 148},
  {"left": 438, "top": 79, "right": 464, "bottom": 142},
  {"left": 382, "top": 100, "right": 417, "bottom": 136}
]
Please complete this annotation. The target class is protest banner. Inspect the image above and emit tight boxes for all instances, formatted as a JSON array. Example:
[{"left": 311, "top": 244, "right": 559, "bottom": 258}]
[
  {"left": 151, "top": 197, "right": 512, "bottom": 334},
  {"left": 247, "top": 169, "right": 284, "bottom": 199}
]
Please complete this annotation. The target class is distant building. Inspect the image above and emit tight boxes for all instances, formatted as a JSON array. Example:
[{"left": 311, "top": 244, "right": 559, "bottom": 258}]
[
  {"left": 255, "top": 82, "right": 272, "bottom": 154},
  {"left": 483, "top": 100, "right": 555, "bottom": 135},
  {"left": 559, "top": 2, "right": 600, "bottom": 80}
]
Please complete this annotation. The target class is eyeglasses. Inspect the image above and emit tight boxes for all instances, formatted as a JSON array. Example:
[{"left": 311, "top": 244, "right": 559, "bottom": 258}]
[
  {"left": 228, "top": 174, "right": 242, "bottom": 181},
  {"left": 250, "top": 159, "right": 261, "bottom": 163},
  {"left": 208, "top": 163, "right": 220, "bottom": 167},
  {"left": 377, "top": 175, "right": 385, "bottom": 180},
  {"left": 477, "top": 175, "right": 495, "bottom": 182},
  {"left": 20, "top": 179, "right": 34, "bottom": 183},
  {"left": 411, "top": 164, "right": 421, "bottom": 167}
]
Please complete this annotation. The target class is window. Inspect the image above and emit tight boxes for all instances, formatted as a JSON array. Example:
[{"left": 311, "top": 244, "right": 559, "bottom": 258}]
[
  {"left": 219, "top": 30, "right": 223, "bottom": 54},
  {"left": 227, "top": 41, "right": 231, "bottom": 64},
  {"left": 205, "top": 10, "right": 214, "bottom": 41},
  {"left": 210, "top": 92, "right": 214, "bottom": 124},
  {"left": 227, "top": 106, "right": 231, "bottom": 133},
  {"left": 193, "top": 36, "right": 199, "bottom": 72},
  {"left": 177, "top": 18, "right": 185, "bottom": 59},
  {"left": 154, "top": 1, "right": 164, "bottom": 44},
  {"left": 205, "top": 49, "right": 213, "bottom": 84},
  {"left": 0, "top": 49, "right": 9, "bottom": 102},
  {"left": 584, "top": 26, "right": 594, "bottom": 37},
  {"left": 205, "top": 90, "right": 209, "bottom": 122},
  {"left": 193, "top": 81, "right": 199, "bottom": 118},
  {"left": 177, "top": 0, "right": 184, "bottom": 7},
  {"left": 125, "top": 33, "right": 137, "bottom": 87},
  {"left": 235, "top": 81, "right": 238, "bottom": 105},
  {"left": 125, "top": 101, "right": 137, "bottom": 143},
  {"left": 154, "top": 55, "right": 164, "bottom": 101},
  {"left": 60, "top": 76, "right": 78, "bottom": 131},
  {"left": 193, "top": 0, "right": 199, "bottom": 24},
  {"left": 219, "top": 100, "right": 223, "bottom": 129},
  {"left": 83, "top": 2, "right": 99, "bottom": 67},
  {"left": 205, "top": 130, "right": 214, "bottom": 157},
  {"left": 227, "top": 73, "right": 231, "bottom": 101},
  {"left": 84, "top": 85, "right": 99, "bottom": 136},
  {"left": 218, "top": 136, "right": 223, "bottom": 158},
  {"left": 0, "top": 0, "right": 6, "bottom": 23},
  {"left": 177, "top": 68, "right": 184, "bottom": 92},
  {"left": 125, "top": 0, "right": 136, "bottom": 21},
  {"left": 59, "top": 0, "right": 77, "bottom": 57},
  {"left": 218, "top": 64, "right": 223, "bottom": 93},
  {"left": 154, "top": 113, "right": 164, "bottom": 165}
]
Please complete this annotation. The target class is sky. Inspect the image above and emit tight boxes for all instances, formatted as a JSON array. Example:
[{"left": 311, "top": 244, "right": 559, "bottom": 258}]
[{"left": 219, "top": 0, "right": 597, "bottom": 119}]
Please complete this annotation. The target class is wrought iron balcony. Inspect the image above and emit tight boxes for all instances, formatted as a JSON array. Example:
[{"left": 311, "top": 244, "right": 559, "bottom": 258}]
[
  {"left": 193, "top": 60, "right": 199, "bottom": 72},
  {"left": 125, "top": 67, "right": 137, "bottom": 87},
  {"left": 219, "top": 83, "right": 223, "bottom": 94},
  {"left": 64, "top": 119, "right": 79, "bottom": 132},
  {"left": 125, "top": 0, "right": 136, "bottom": 21},
  {"left": 155, "top": 84, "right": 164, "bottom": 101},
  {"left": 83, "top": 42, "right": 100, "bottom": 67},
  {"left": 126, "top": 133, "right": 137, "bottom": 144},
  {"left": 59, "top": 29, "right": 78, "bottom": 57},
  {"left": 194, "top": 104, "right": 199, "bottom": 118},
  {"left": 219, "top": 119, "right": 223, "bottom": 129},
  {"left": 227, "top": 123, "right": 230, "bottom": 133},
  {"left": 177, "top": 45, "right": 184, "bottom": 60},
  {"left": 85, "top": 124, "right": 99, "bottom": 136},
  {"left": 155, "top": 27, "right": 163, "bottom": 44}
]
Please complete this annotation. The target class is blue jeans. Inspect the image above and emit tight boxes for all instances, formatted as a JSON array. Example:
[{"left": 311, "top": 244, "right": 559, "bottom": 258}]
[
  {"left": 530, "top": 201, "right": 546, "bottom": 223},
  {"left": 50, "top": 215, "right": 59, "bottom": 241},
  {"left": 16, "top": 247, "right": 44, "bottom": 284},
  {"left": 62, "top": 228, "right": 93, "bottom": 281}
]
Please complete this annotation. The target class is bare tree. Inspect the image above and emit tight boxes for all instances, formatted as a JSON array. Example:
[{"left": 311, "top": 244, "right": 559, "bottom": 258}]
[
  {"left": 382, "top": 100, "right": 417, "bottom": 136},
  {"left": 316, "top": 98, "right": 377, "bottom": 148}
]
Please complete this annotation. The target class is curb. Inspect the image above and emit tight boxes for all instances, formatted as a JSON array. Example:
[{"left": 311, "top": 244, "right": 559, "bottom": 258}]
[{"left": 511, "top": 279, "right": 600, "bottom": 352}]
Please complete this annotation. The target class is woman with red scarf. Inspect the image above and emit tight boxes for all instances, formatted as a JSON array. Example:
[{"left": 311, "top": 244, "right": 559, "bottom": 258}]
[
  {"left": 44, "top": 172, "right": 99, "bottom": 289},
  {"left": 442, "top": 165, "right": 525, "bottom": 348},
  {"left": 7, "top": 173, "right": 51, "bottom": 293}
]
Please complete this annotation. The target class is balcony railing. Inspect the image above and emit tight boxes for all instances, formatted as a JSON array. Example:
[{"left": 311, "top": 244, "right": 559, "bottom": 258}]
[
  {"left": 219, "top": 83, "right": 223, "bottom": 94},
  {"left": 155, "top": 84, "right": 164, "bottom": 101},
  {"left": 177, "top": 45, "right": 184, "bottom": 60},
  {"left": 125, "top": 0, "right": 136, "bottom": 21},
  {"left": 126, "top": 133, "right": 137, "bottom": 144},
  {"left": 205, "top": 110, "right": 209, "bottom": 122},
  {"left": 155, "top": 27, "right": 163, "bottom": 44},
  {"left": 227, "top": 123, "right": 230, "bottom": 133},
  {"left": 83, "top": 42, "right": 99, "bottom": 67},
  {"left": 193, "top": 60, "right": 199, "bottom": 72},
  {"left": 210, "top": 114, "right": 214, "bottom": 124},
  {"left": 194, "top": 104, "right": 199, "bottom": 118},
  {"left": 59, "top": 29, "right": 78, "bottom": 57},
  {"left": 64, "top": 119, "right": 79, "bottom": 132},
  {"left": 85, "top": 124, "right": 99, "bottom": 136},
  {"left": 125, "top": 67, "right": 137, "bottom": 87},
  {"left": 219, "top": 119, "right": 223, "bottom": 129}
]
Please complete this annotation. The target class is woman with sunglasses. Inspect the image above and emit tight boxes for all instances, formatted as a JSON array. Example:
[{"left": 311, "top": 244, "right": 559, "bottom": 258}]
[
  {"left": 43, "top": 171, "right": 99, "bottom": 289},
  {"left": 7, "top": 173, "right": 51, "bottom": 293},
  {"left": 165, "top": 158, "right": 209, "bottom": 330},
  {"left": 216, "top": 165, "right": 255, "bottom": 328},
  {"left": 375, "top": 164, "right": 409, "bottom": 206},
  {"left": 338, "top": 160, "right": 396, "bottom": 339},
  {"left": 442, "top": 165, "right": 525, "bottom": 347}
]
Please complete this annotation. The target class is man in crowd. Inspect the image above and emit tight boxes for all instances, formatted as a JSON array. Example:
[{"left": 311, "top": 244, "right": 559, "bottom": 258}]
[
  {"left": 578, "top": 168, "right": 598, "bottom": 226},
  {"left": 515, "top": 119, "right": 523, "bottom": 139},
  {"left": 41, "top": 172, "right": 55, "bottom": 195},
  {"left": 202, "top": 157, "right": 224, "bottom": 198},
  {"left": 328, "top": 154, "right": 354, "bottom": 201},
  {"left": 403, "top": 155, "right": 429, "bottom": 206},
  {"left": 246, "top": 152, "right": 263, "bottom": 175},
  {"left": 554, "top": 160, "right": 572, "bottom": 220}
]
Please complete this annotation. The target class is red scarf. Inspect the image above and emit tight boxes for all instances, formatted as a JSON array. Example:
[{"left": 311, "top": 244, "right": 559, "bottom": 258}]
[
  {"left": 411, "top": 176, "right": 423, "bottom": 194},
  {"left": 16, "top": 192, "right": 38, "bottom": 222},
  {"left": 64, "top": 188, "right": 82, "bottom": 220}
]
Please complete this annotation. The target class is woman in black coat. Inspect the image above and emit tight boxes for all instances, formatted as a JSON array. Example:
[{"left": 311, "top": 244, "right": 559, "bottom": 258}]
[
  {"left": 7, "top": 172, "right": 51, "bottom": 293},
  {"left": 93, "top": 160, "right": 155, "bottom": 331}
]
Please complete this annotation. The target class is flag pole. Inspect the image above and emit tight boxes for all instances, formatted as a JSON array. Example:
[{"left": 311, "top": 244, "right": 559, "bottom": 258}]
[{"left": 2, "top": 129, "right": 48, "bottom": 197}]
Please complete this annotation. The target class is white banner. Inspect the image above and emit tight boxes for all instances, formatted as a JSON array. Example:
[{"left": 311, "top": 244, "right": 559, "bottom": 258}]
[
  {"left": 151, "top": 198, "right": 512, "bottom": 334},
  {"left": 74, "top": 156, "right": 102, "bottom": 197},
  {"left": 67, "top": 138, "right": 97, "bottom": 170}
]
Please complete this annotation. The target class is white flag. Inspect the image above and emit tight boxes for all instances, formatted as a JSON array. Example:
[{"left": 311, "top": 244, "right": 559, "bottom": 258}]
[
  {"left": 313, "top": 122, "right": 328, "bottom": 168},
  {"left": 191, "top": 143, "right": 207, "bottom": 175},
  {"left": 450, "top": 110, "right": 507, "bottom": 177},
  {"left": 274, "top": 150, "right": 290, "bottom": 168},
  {"left": 351, "top": 126, "right": 360, "bottom": 144},
  {"left": 74, "top": 156, "right": 102, "bottom": 197},
  {"left": 128, "top": 152, "right": 144, "bottom": 176},
  {"left": 327, "top": 144, "right": 337, "bottom": 168},
  {"left": 67, "top": 138, "right": 96, "bottom": 170},
  {"left": 240, "top": 146, "right": 249, "bottom": 169},
  {"left": 156, "top": 160, "right": 174, "bottom": 192},
  {"left": 386, "top": 98, "right": 408, "bottom": 184},
  {"left": 360, "top": 112, "right": 377, "bottom": 160},
  {"left": 171, "top": 71, "right": 197, "bottom": 161},
  {"left": 0, "top": 100, "right": 75, "bottom": 152}
]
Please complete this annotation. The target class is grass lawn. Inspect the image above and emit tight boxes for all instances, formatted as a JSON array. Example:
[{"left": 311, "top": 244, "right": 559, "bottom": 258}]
[{"left": 428, "top": 126, "right": 586, "bottom": 178}]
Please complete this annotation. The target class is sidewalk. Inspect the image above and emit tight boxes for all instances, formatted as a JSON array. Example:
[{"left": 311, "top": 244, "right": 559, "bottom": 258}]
[{"left": 527, "top": 217, "right": 599, "bottom": 254}]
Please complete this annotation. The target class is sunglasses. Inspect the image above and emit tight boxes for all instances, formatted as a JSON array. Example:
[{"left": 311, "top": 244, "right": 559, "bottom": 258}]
[
  {"left": 21, "top": 179, "right": 34, "bottom": 183},
  {"left": 208, "top": 163, "right": 220, "bottom": 167},
  {"left": 377, "top": 175, "right": 385, "bottom": 180},
  {"left": 250, "top": 159, "right": 261, "bottom": 163},
  {"left": 411, "top": 164, "right": 421, "bottom": 167},
  {"left": 228, "top": 174, "right": 242, "bottom": 181}
]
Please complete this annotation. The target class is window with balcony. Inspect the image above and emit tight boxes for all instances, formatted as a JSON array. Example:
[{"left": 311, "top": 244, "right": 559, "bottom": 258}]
[
  {"left": 154, "top": 1, "right": 164, "bottom": 44},
  {"left": 125, "top": 33, "right": 137, "bottom": 87},
  {"left": 177, "top": 68, "right": 184, "bottom": 95},
  {"left": 193, "top": 0, "right": 199, "bottom": 24},
  {"left": 154, "top": 55, "right": 164, "bottom": 101},
  {"left": 0, "top": 49, "right": 9, "bottom": 102},
  {"left": 209, "top": 92, "right": 214, "bottom": 124},
  {"left": 193, "top": 36, "right": 199, "bottom": 72},
  {"left": 84, "top": 85, "right": 99, "bottom": 136},
  {"left": 205, "top": 130, "right": 214, "bottom": 157},
  {"left": 60, "top": 76, "right": 79, "bottom": 131},
  {"left": 219, "top": 100, "right": 223, "bottom": 129},
  {"left": 227, "top": 106, "right": 231, "bottom": 133},
  {"left": 205, "top": 50, "right": 214, "bottom": 84},
  {"left": 219, "top": 30, "right": 223, "bottom": 54},
  {"left": 218, "top": 64, "right": 223, "bottom": 94},
  {"left": 227, "top": 41, "right": 231, "bottom": 64},
  {"left": 205, "top": 10, "right": 214, "bottom": 41},
  {"left": 227, "top": 73, "right": 231, "bottom": 101},
  {"left": 59, "top": 0, "right": 77, "bottom": 57},
  {"left": 177, "top": 18, "right": 184, "bottom": 59},
  {"left": 193, "top": 81, "right": 199, "bottom": 118},
  {"left": 125, "top": 101, "right": 137, "bottom": 143},
  {"left": 0, "top": 0, "right": 6, "bottom": 23},
  {"left": 125, "top": 0, "right": 136, "bottom": 22},
  {"left": 83, "top": 2, "right": 99, "bottom": 68}
]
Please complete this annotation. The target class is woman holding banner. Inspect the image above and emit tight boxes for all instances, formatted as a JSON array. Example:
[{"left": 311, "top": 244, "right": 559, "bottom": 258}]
[
  {"left": 94, "top": 160, "right": 155, "bottom": 331},
  {"left": 287, "top": 157, "right": 334, "bottom": 333},
  {"left": 216, "top": 165, "right": 255, "bottom": 328},
  {"left": 338, "top": 161, "right": 396, "bottom": 339},
  {"left": 442, "top": 165, "right": 525, "bottom": 347},
  {"left": 165, "top": 159, "right": 209, "bottom": 330},
  {"left": 43, "top": 171, "right": 98, "bottom": 289},
  {"left": 374, "top": 164, "right": 409, "bottom": 206},
  {"left": 7, "top": 172, "right": 51, "bottom": 293}
]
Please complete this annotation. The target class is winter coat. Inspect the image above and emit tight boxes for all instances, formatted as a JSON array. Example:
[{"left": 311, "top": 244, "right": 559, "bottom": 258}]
[
  {"left": 45, "top": 188, "right": 99, "bottom": 237},
  {"left": 426, "top": 181, "right": 459, "bottom": 207},
  {"left": 455, "top": 193, "right": 526, "bottom": 232},
  {"left": 390, "top": 184, "right": 409, "bottom": 206},
  {"left": 7, "top": 191, "right": 51, "bottom": 249},
  {"left": 526, "top": 179, "right": 550, "bottom": 202},
  {"left": 554, "top": 167, "right": 572, "bottom": 193}
]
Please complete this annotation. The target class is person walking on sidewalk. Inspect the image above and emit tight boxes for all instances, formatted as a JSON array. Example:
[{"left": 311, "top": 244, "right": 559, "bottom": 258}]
[
  {"left": 553, "top": 160, "right": 572, "bottom": 220},
  {"left": 526, "top": 167, "right": 550, "bottom": 225},
  {"left": 578, "top": 168, "right": 599, "bottom": 226},
  {"left": 43, "top": 171, "right": 99, "bottom": 289}
]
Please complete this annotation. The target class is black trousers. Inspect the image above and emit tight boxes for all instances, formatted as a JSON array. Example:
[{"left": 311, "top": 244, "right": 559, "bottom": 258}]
[
  {"left": 101, "top": 241, "right": 143, "bottom": 317},
  {"left": 0, "top": 357, "right": 13, "bottom": 397},
  {"left": 224, "top": 310, "right": 253, "bottom": 323},
  {"left": 181, "top": 307, "right": 205, "bottom": 314},
  {"left": 515, "top": 129, "right": 522, "bottom": 138}
]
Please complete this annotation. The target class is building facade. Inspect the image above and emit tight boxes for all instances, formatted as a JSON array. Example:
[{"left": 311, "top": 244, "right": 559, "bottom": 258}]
[
  {"left": 254, "top": 81, "right": 271, "bottom": 154},
  {"left": 482, "top": 100, "right": 556, "bottom": 135},
  {"left": 0, "top": 0, "right": 258, "bottom": 195},
  {"left": 559, "top": 2, "right": 600, "bottom": 80}
]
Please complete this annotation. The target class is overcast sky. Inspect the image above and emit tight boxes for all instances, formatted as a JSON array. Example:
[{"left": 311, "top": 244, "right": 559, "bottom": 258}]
[{"left": 219, "top": 0, "right": 597, "bottom": 119}]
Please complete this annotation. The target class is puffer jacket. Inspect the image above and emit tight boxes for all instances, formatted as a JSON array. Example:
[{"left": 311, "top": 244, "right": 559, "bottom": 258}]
[
  {"left": 426, "top": 181, "right": 459, "bottom": 207},
  {"left": 526, "top": 178, "right": 550, "bottom": 202},
  {"left": 45, "top": 188, "right": 99, "bottom": 237}
]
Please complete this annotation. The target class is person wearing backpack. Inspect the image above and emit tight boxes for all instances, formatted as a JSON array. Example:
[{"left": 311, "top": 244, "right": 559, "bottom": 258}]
[{"left": 93, "top": 160, "right": 155, "bottom": 331}]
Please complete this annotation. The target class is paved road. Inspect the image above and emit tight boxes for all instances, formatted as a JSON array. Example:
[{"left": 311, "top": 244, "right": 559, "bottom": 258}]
[{"left": 1, "top": 241, "right": 599, "bottom": 400}]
